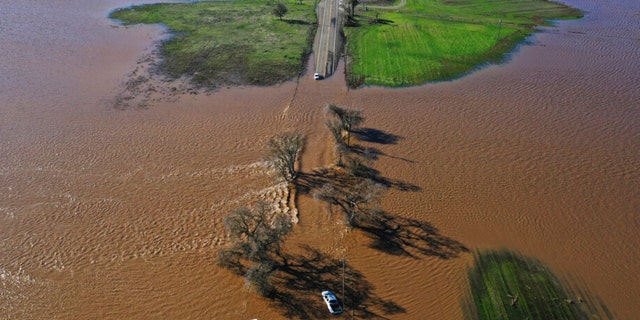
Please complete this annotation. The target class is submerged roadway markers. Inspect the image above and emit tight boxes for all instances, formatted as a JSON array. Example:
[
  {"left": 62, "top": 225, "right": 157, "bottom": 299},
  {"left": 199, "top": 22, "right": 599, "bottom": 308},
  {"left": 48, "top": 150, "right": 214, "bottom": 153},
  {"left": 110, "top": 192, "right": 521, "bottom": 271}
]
[{"left": 313, "top": 0, "right": 344, "bottom": 79}]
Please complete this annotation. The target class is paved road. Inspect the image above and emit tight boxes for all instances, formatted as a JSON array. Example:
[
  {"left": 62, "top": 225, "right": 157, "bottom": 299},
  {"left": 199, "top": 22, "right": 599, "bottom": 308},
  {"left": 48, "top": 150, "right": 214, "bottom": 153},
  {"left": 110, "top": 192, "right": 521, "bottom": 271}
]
[
  {"left": 313, "top": 0, "right": 344, "bottom": 78},
  {"left": 312, "top": 0, "right": 404, "bottom": 79}
]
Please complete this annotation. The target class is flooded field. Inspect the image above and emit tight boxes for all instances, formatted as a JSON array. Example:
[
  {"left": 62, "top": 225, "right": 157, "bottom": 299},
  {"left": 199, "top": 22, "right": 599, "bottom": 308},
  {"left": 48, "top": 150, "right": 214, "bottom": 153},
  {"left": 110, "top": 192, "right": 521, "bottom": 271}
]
[{"left": 1, "top": 0, "right": 638, "bottom": 319}]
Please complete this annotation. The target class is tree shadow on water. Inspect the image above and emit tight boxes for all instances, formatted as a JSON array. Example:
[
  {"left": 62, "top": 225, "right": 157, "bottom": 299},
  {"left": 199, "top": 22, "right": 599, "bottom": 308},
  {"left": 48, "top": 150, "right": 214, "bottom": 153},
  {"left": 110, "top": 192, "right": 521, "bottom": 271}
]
[
  {"left": 295, "top": 162, "right": 420, "bottom": 196},
  {"left": 355, "top": 211, "right": 469, "bottom": 259},
  {"left": 353, "top": 128, "right": 402, "bottom": 145},
  {"left": 294, "top": 169, "right": 336, "bottom": 196},
  {"left": 269, "top": 245, "right": 406, "bottom": 319}
]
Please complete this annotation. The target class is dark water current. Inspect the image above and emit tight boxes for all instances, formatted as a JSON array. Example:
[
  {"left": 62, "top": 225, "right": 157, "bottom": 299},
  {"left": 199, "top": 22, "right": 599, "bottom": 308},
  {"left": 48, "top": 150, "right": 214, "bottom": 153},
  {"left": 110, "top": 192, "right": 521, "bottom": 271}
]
[{"left": 1, "top": 0, "right": 639, "bottom": 319}]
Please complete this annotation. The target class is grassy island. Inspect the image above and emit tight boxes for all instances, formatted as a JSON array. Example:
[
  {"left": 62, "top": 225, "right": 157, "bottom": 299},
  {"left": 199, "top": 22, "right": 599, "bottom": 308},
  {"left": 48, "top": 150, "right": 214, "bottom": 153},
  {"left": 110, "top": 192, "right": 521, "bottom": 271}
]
[
  {"left": 109, "top": 1, "right": 316, "bottom": 87},
  {"left": 345, "top": 0, "right": 582, "bottom": 87},
  {"left": 467, "top": 251, "right": 611, "bottom": 320}
]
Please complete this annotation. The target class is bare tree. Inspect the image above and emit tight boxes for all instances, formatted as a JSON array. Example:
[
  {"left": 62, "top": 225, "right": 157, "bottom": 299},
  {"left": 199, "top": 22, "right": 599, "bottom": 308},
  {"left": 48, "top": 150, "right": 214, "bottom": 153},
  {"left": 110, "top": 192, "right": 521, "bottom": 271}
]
[
  {"left": 314, "top": 177, "right": 386, "bottom": 226},
  {"left": 343, "top": 153, "right": 370, "bottom": 177},
  {"left": 218, "top": 201, "right": 292, "bottom": 295},
  {"left": 245, "top": 261, "right": 276, "bottom": 296},
  {"left": 342, "top": 109, "right": 364, "bottom": 146},
  {"left": 265, "top": 131, "right": 305, "bottom": 182},
  {"left": 334, "top": 143, "right": 349, "bottom": 167},
  {"left": 325, "top": 103, "right": 364, "bottom": 146},
  {"left": 223, "top": 201, "right": 292, "bottom": 262},
  {"left": 326, "top": 117, "right": 345, "bottom": 146},
  {"left": 326, "top": 117, "right": 346, "bottom": 165},
  {"left": 325, "top": 103, "right": 347, "bottom": 119}
]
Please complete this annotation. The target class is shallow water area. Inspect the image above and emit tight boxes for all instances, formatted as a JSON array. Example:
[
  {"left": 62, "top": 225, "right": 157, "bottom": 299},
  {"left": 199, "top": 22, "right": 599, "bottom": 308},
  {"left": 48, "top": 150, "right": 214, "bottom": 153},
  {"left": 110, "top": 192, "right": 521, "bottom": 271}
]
[{"left": 1, "top": 0, "right": 639, "bottom": 319}]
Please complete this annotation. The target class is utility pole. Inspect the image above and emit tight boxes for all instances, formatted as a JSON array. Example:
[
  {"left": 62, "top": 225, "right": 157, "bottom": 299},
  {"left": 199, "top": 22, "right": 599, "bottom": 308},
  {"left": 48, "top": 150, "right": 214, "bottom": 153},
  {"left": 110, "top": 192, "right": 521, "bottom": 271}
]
[
  {"left": 497, "top": 17, "right": 503, "bottom": 40},
  {"left": 342, "top": 258, "right": 345, "bottom": 305},
  {"left": 351, "top": 273, "right": 354, "bottom": 319}
]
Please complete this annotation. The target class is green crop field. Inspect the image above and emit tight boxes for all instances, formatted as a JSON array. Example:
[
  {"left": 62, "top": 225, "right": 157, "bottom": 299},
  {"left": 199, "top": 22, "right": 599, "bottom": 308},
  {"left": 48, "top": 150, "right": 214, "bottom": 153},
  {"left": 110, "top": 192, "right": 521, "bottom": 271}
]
[
  {"left": 110, "top": 1, "right": 317, "bottom": 87},
  {"left": 344, "top": 0, "right": 582, "bottom": 87}
]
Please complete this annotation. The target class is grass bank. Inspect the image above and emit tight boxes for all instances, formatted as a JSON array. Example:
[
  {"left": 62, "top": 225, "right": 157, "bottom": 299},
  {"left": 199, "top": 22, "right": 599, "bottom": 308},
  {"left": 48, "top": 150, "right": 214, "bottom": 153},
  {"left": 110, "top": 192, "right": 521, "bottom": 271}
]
[
  {"left": 344, "top": 0, "right": 582, "bottom": 87},
  {"left": 110, "top": 1, "right": 316, "bottom": 87},
  {"left": 466, "top": 250, "right": 612, "bottom": 320}
]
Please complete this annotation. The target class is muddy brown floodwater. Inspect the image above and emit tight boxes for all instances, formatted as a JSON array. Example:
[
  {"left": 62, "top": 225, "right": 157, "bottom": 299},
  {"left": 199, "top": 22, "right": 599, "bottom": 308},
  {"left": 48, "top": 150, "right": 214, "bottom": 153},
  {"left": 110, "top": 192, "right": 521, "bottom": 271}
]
[{"left": 1, "top": 0, "right": 638, "bottom": 319}]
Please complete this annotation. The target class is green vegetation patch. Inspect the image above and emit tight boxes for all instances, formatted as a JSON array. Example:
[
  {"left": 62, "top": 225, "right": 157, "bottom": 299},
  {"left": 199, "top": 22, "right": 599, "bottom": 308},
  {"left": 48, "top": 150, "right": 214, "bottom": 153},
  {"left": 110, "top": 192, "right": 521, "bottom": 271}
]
[
  {"left": 110, "top": 1, "right": 316, "bottom": 87},
  {"left": 467, "top": 250, "right": 610, "bottom": 320},
  {"left": 344, "top": 0, "right": 582, "bottom": 87}
]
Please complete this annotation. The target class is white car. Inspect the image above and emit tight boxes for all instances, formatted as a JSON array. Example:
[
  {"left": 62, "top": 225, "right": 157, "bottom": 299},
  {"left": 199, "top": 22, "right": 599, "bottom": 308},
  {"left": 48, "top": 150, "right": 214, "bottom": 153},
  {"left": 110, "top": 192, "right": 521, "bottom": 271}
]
[
  {"left": 321, "top": 290, "right": 343, "bottom": 315},
  {"left": 314, "top": 72, "right": 323, "bottom": 80}
]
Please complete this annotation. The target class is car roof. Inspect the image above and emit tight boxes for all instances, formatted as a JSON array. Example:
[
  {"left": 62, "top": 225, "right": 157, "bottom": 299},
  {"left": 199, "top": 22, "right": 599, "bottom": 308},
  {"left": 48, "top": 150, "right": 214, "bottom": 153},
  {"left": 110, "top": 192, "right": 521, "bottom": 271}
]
[{"left": 323, "top": 291, "right": 337, "bottom": 300}]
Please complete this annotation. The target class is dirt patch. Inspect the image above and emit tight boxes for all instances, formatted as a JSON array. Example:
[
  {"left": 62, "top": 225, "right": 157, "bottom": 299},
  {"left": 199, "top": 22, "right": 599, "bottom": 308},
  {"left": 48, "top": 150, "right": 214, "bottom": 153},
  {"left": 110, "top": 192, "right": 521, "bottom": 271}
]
[{"left": 108, "top": 45, "right": 208, "bottom": 110}]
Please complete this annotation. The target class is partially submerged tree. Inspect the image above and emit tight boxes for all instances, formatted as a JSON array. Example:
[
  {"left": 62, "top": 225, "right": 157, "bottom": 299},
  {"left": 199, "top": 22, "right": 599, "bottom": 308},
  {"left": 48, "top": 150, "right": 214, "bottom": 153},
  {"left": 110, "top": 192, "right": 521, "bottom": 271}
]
[
  {"left": 273, "top": 3, "right": 288, "bottom": 20},
  {"left": 314, "top": 177, "right": 386, "bottom": 226},
  {"left": 218, "top": 201, "right": 292, "bottom": 295},
  {"left": 223, "top": 201, "right": 292, "bottom": 262},
  {"left": 325, "top": 103, "right": 347, "bottom": 119},
  {"left": 325, "top": 103, "right": 364, "bottom": 146},
  {"left": 342, "top": 109, "right": 365, "bottom": 146},
  {"left": 245, "top": 260, "right": 276, "bottom": 296},
  {"left": 326, "top": 117, "right": 346, "bottom": 165},
  {"left": 265, "top": 131, "right": 305, "bottom": 182},
  {"left": 326, "top": 117, "right": 345, "bottom": 146},
  {"left": 343, "top": 153, "right": 371, "bottom": 178}
]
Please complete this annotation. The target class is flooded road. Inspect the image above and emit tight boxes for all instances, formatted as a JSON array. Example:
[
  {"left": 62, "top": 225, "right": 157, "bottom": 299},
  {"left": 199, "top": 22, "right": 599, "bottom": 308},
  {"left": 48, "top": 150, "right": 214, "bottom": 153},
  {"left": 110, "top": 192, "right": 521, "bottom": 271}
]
[{"left": 1, "top": 0, "right": 639, "bottom": 319}]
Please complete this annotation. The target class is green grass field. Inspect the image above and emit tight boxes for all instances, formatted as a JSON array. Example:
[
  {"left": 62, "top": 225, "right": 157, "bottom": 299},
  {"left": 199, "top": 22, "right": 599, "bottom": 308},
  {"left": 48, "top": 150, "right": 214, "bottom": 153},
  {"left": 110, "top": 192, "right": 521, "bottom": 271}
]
[
  {"left": 110, "top": 1, "right": 316, "bottom": 87},
  {"left": 466, "top": 250, "right": 610, "bottom": 320},
  {"left": 344, "top": 0, "right": 582, "bottom": 87}
]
